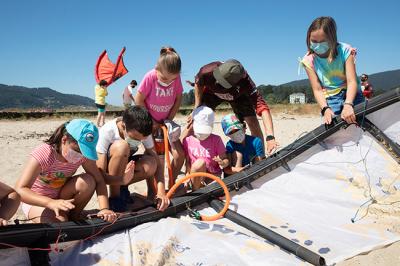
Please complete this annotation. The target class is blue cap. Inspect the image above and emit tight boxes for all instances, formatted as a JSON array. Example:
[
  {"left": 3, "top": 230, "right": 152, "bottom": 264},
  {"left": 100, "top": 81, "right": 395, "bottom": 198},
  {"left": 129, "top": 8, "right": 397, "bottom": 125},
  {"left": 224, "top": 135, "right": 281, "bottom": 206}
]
[
  {"left": 66, "top": 119, "right": 99, "bottom": 160},
  {"left": 221, "top": 114, "right": 243, "bottom": 135}
]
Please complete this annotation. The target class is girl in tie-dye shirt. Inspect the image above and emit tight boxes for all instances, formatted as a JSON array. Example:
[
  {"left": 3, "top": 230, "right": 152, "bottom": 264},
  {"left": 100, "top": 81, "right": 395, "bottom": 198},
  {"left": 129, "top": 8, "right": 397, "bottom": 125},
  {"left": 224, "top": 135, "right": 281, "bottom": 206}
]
[{"left": 301, "top": 16, "right": 364, "bottom": 125}]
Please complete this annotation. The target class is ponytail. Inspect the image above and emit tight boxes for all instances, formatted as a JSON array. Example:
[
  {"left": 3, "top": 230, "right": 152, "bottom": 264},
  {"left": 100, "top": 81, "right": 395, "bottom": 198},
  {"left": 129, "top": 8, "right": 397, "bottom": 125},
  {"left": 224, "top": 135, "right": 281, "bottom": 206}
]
[
  {"left": 156, "top": 46, "right": 181, "bottom": 75},
  {"left": 45, "top": 122, "right": 76, "bottom": 153}
]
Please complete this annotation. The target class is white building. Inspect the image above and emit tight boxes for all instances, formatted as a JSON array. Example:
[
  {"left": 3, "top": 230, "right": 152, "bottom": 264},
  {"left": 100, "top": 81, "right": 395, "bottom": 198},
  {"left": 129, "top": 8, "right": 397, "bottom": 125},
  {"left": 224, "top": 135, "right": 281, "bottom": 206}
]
[{"left": 289, "top": 93, "right": 306, "bottom": 104}]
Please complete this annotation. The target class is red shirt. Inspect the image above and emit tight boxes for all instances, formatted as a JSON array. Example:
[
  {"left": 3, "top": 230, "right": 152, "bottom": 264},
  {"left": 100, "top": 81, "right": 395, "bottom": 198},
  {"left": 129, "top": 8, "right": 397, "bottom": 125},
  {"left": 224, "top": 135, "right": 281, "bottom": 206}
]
[{"left": 195, "top": 61, "right": 269, "bottom": 116}]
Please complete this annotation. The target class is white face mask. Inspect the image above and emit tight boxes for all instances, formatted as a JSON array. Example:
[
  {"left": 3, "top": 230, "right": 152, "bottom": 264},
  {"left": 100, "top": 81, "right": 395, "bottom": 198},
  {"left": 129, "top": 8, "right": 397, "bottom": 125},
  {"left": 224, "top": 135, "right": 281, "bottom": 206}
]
[
  {"left": 63, "top": 147, "right": 84, "bottom": 163},
  {"left": 194, "top": 133, "right": 210, "bottom": 141},
  {"left": 229, "top": 130, "right": 245, "bottom": 143},
  {"left": 157, "top": 80, "right": 173, "bottom": 87}
]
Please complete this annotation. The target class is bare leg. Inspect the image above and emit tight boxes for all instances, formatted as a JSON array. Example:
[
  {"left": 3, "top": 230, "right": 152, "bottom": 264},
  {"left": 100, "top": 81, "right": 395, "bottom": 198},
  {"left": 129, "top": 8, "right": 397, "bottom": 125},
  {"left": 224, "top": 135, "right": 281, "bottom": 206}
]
[
  {"left": 0, "top": 183, "right": 20, "bottom": 221},
  {"left": 190, "top": 159, "right": 207, "bottom": 191},
  {"left": 28, "top": 174, "right": 96, "bottom": 223},
  {"left": 96, "top": 111, "right": 102, "bottom": 127},
  {"left": 127, "top": 155, "right": 157, "bottom": 199},
  {"left": 59, "top": 173, "right": 96, "bottom": 220},
  {"left": 129, "top": 155, "right": 157, "bottom": 183},
  {"left": 28, "top": 206, "right": 69, "bottom": 223},
  {"left": 106, "top": 140, "right": 130, "bottom": 197},
  {"left": 170, "top": 140, "right": 185, "bottom": 180},
  {"left": 100, "top": 110, "right": 106, "bottom": 127}
]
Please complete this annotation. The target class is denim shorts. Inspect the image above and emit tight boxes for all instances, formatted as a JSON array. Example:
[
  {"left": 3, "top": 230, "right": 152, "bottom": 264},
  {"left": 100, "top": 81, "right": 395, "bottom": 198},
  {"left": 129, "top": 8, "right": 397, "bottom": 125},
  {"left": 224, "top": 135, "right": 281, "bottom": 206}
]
[{"left": 326, "top": 89, "right": 365, "bottom": 115}]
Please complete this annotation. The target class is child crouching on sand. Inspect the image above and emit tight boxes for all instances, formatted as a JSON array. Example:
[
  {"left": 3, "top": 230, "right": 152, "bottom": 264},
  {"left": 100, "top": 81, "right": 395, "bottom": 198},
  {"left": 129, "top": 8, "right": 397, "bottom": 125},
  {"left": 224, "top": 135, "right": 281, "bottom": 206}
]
[
  {"left": 16, "top": 119, "right": 119, "bottom": 223},
  {"left": 0, "top": 182, "right": 20, "bottom": 226},
  {"left": 96, "top": 106, "right": 170, "bottom": 212},
  {"left": 221, "top": 114, "right": 265, "bottom": 174},
  {"left": 183, "top": 106, "right": 229, "bottom": 191}
]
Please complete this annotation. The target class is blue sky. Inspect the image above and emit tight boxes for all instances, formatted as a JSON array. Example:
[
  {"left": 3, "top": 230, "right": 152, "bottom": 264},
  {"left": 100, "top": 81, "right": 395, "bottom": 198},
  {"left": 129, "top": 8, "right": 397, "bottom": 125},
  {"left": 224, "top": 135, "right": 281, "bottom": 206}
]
[{"left": 1, "top": 0, "right": 399, "bottom": 105}]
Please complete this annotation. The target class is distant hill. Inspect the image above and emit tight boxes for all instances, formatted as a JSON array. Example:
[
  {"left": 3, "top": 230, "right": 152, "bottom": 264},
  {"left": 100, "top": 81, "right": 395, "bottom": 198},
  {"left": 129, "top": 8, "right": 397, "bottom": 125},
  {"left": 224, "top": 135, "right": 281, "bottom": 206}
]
[
  {"left": 280, "top": 69, "right": 400, "bottom": 92},
  {"left": 0, "top": 84, "right": 94, "bottom": 110}
]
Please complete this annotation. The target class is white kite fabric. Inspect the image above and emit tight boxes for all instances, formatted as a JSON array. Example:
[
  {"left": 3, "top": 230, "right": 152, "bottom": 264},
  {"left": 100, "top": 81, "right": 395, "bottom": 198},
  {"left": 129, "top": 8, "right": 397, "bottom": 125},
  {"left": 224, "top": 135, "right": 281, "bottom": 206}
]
[
  {"left": 50, "top": 122, "right": 400, "bottom": 265},
  {"left": 1, "top": 104, "right": 399, "bottom": 266},
  {"left": 367, "top": 101, "right": 400, "bottom": 145}
]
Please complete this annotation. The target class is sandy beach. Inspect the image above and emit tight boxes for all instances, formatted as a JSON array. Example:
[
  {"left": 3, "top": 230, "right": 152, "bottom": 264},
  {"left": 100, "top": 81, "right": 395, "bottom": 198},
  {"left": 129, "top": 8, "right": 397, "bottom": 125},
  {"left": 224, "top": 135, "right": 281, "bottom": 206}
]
[{"left": 0, "top": 112, "right": 398, "bottom": 265}]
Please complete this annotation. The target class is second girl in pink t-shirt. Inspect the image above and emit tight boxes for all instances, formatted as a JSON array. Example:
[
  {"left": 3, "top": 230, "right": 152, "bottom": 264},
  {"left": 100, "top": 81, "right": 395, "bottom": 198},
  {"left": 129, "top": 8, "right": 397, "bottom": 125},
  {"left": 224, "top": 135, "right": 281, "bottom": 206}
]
[
  {"left": 135, "top": 46, "right": 185, "bottom": 183},
  {"left": 183, "top": 106, "right": 230, "bottom": 191}
]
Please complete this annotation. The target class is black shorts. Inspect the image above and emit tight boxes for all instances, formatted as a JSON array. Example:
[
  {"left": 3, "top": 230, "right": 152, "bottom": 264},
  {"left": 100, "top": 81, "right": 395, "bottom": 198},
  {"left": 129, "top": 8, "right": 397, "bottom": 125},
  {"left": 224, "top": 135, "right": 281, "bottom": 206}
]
[
  {"left": 95, "top": 103, "right": 106, "bottom": 109},
  {"left": 201, "top": 93, "right": 256, "bottom": 121}
]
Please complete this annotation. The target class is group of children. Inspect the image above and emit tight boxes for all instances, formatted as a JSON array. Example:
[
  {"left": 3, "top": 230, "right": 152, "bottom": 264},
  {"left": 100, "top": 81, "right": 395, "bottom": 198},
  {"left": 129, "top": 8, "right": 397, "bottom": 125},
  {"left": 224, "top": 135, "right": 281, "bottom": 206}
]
[{"left": 0, "top": 16, "right": 369, "bottom": 225}]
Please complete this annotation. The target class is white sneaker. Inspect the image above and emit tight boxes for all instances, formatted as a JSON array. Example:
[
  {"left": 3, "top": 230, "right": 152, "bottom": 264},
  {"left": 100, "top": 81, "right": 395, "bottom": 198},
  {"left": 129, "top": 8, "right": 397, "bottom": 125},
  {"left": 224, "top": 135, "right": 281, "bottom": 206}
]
[{"left": 164, "top": 119, "right": 181, "bottom": 142}]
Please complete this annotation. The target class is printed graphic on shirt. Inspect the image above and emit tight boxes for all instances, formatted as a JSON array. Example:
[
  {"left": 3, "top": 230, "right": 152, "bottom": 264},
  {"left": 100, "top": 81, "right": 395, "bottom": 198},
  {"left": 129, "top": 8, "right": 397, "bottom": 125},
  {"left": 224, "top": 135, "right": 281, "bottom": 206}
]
[
  {"left": 155, "top": 86, "right": 174, "bottom": 97},
  {"left": 187, "top": 147, "right": 211, "bottom": 158},
  {"left": 38, "top": 172, "right": 67, "bottom": 189},
  {"left": 149, "top": 103, "right": 174, "bottom": 113},
  {"left": 214, "top": 92, "right": 234, "bottom": 101}
]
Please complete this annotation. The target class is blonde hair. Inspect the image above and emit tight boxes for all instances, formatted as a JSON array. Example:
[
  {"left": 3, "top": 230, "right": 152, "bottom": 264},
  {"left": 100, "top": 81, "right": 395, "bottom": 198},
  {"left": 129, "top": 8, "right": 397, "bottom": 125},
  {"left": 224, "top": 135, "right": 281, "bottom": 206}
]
[
  {"left": 306, "top": 16, "right": 338, "bottom": 61},
  {"left": 156, "top": 46, "right": 181, "bottom": 74}
]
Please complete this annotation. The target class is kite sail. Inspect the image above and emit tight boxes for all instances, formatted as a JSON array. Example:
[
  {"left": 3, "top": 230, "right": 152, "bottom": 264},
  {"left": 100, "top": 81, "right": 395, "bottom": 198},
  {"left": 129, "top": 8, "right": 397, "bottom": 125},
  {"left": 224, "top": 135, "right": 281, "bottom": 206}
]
[
  {"left": 94, "top": 47, "right": 128, "bottom": 86},
  {"left": 0, "top": 88, "right": 399, "bottom": 265}
]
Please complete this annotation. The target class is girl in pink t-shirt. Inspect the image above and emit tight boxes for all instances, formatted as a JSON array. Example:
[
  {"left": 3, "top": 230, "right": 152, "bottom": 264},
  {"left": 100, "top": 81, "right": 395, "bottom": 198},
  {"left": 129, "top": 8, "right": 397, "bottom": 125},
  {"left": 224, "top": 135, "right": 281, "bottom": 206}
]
[
  {"left": 15, "top": 119, "right": 131, "bottom": 223},
  {"left": 135, "top": 46, "right": 185, "bottom": 181},
  {"left": 183, "top": 106, "right": 230, "bottom": 191}
]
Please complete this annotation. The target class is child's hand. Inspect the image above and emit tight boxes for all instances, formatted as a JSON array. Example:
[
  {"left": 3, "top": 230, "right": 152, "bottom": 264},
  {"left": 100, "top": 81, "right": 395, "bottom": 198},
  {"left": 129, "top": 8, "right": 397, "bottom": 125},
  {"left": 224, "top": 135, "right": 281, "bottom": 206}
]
[
  {"left": 341, "top": 104, "right": 356, "bottom": 124},
  {"left": 97, "top": 209, "right": 118, "bottom": 223},
  {"left": 155, "top": 193, "right": 170, "bottom": 211},
  {"left": 213, "top": 156, "right": 228, "bottom": 168},
  {"left": 0, "top": 218, "right": 8, "bottom": 226},
  {"left": 186, "top": 112, "right": 193, "bottom": 128},
  {"left": 48, "top": 199, "right": 75, "bottom": 217},
  {"left": 324, "top": 108, "right": 335, "bottom": 124},
  {"left": 122, "top": 161, "right": 135, "bottom": 185}
]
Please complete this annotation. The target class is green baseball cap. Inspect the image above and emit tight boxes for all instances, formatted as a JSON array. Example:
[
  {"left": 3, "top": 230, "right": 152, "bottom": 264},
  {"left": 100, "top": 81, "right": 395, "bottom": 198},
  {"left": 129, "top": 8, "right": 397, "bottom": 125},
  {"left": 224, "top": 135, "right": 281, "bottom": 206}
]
[{"left": 213, "top": 59, "right": 245, "bottom": 89}]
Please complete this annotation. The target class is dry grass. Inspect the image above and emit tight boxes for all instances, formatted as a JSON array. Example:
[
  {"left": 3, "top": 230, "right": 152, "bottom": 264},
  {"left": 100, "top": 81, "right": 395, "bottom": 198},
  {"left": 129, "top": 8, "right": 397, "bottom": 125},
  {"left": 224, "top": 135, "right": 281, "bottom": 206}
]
[
  {"left": 205, "top": 103, "right": 319, "bottom": 117},
  {"left": 0, "top": 104, "right": 320, "bottom": 120},
  {"left": 269, "top": 104, "right": 319, "bottom": 115}
]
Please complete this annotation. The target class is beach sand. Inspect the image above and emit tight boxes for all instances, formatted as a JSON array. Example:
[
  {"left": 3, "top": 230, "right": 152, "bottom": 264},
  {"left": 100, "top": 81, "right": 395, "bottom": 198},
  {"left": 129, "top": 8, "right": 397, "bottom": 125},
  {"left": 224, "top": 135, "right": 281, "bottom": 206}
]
[{"left": 0, "top": 113, "right": 398, "bottom": 265}]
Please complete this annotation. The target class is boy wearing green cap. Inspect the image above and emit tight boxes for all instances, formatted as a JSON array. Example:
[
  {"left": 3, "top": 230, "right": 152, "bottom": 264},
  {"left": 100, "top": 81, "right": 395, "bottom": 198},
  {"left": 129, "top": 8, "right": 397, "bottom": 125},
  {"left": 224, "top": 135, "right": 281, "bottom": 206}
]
[{"left": 221, "top": 114, "right": 265, "bottom": 172}]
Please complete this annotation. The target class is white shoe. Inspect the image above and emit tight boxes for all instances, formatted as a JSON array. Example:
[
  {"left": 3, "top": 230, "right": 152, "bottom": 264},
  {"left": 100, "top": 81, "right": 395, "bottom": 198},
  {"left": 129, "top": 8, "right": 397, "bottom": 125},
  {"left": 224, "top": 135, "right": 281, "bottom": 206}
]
[{"left": 164, "top": 120, "right": 181, "bottom": 142}]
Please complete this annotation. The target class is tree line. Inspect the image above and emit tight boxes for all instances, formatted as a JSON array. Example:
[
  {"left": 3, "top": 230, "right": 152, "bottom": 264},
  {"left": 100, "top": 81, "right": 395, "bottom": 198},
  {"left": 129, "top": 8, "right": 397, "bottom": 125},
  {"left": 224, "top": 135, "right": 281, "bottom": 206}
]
[
  {"left": 181, "top": 85, "right": 316, "bottom": 106},
  {"left": 180, "top": 83, "right": 394, "bottom": 107}
]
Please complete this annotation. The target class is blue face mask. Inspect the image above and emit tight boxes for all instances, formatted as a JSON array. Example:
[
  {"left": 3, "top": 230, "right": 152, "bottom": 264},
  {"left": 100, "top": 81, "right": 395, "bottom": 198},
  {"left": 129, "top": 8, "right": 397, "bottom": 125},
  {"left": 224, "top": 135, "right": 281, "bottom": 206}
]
[{"left": 310, "top": 41, "right": 330, "bottom": 55}]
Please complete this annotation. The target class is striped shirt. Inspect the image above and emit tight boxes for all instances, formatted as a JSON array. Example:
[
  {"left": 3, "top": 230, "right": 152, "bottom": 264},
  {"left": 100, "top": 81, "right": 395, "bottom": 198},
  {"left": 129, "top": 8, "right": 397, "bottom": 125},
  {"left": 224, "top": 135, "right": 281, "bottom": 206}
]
[{"left": 30, "top": 144, "right": 87, "bottom": 199}]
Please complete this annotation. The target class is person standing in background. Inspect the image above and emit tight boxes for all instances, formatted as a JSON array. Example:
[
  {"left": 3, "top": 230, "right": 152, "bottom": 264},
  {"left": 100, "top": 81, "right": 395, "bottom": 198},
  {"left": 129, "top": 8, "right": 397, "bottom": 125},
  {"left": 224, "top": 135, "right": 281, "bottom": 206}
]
[
  {"left": 360, "top": 74, "right": 373, "bottom": 99},
  {"left": 122, "top": 80, "right": 138, "bottom": 109},
  {"left": 95, "top": 80, "right": 108, "bottom": 127}
]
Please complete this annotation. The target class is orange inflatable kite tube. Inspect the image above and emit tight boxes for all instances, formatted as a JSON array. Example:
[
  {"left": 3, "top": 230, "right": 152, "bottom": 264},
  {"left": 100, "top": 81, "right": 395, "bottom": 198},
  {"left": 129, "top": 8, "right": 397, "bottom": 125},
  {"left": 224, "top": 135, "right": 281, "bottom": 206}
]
[
  {"left": 166, "top": 172, "right": 231, "bottom": 221},
  {"left": 95, "top": 47, "right": 128, "bottom": 86}
]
